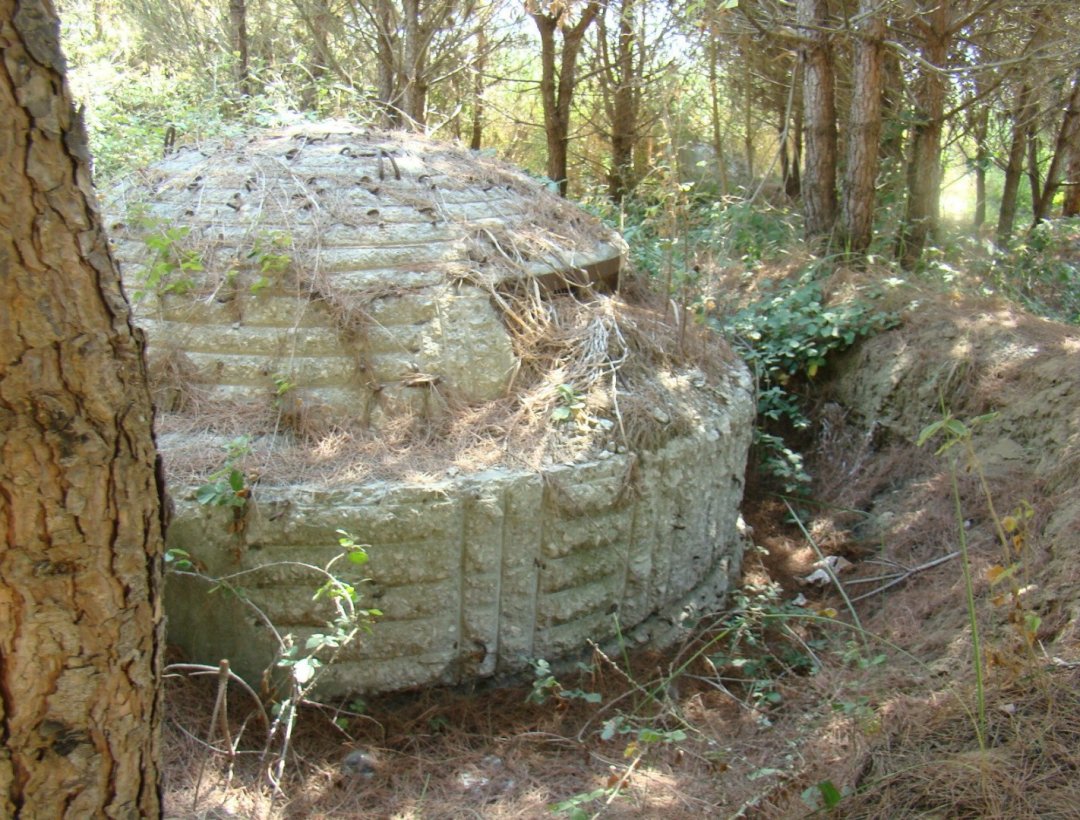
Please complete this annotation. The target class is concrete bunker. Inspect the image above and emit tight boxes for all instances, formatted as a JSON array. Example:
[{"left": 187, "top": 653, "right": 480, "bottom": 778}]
[{"left": 107, "top": 122, "right": 755, "bottom": 695}]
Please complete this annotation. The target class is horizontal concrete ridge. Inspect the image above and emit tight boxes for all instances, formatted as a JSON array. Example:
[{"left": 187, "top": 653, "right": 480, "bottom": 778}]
[
  {"left": 107, "top": 123, "right": 625, "bottom": 426},
  {"left": 164, "top": 360, "right": 755, "bottom": 695}
]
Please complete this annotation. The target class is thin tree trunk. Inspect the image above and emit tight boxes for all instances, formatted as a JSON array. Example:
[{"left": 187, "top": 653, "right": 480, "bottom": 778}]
[
  {"left": 1034, "top": 69, "right": 1080, "bottom": 223},
  {"left": 783, "top": 66, "right": 803, "bottom": 200},
  {"left": 743, "top": 48, "right": 755, "bottom": 181},
  {"left": 605, "top": 0, "right": 638, "bottom": 203},
  {"left": 374, "top": 0, "right": 401, "bottom": 127},
  {"left": 839, "top": 0, "right": 885, "bottom": 253},
  {"left": 594, "top": 0, "right": 640, "bottom": 202},
  {"left": 707, "top": 35, "right": 730, "bottom": 196},
  {"left": 1065, "top": 138, "right": 1080, "bottom": 217},
  {"left": 529, "top": 1, "right": 599, "bottom": 197},
  {"left": 301, "top": 0, "right": 332, "bottom": 110},
  {"left": 797, "top": 0, "right": 838, "bottom": 238},
  {"left": 897, "top": 2, "right": 949, "bottom": 268},
  {"left": 973, "top": 104, "right": 989, "bottom": 229},
  {"left": 401, "top": 0, "right": 426, "bottom": 127},
  {"left": 791, "top": 103, "right": 803, "bottom": 197},
  {"left": 469, "top": 26, "right": 486, "bottom": 150},
  {"left": 1027, "top": 131, "right": 1042, "bottom": 211},
  {"left": 229, "top": 0, "right": 250, "bottom": 97},
  {"left": 998, "top": 82, "right": 1035, "bottom": 244},
  {"left": 0, "top": 1, "right": 165, "bottom": 815}
]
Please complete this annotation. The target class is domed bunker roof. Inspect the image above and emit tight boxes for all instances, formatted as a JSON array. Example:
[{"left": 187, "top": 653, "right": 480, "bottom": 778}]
[{"left": 107, "top": 122, "right": 755, "bottom": 695}]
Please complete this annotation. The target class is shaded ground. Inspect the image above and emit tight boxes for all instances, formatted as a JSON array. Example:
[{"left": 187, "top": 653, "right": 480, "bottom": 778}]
[{"left": 161, "top": 273, "right": 1080, "bottom": 819}]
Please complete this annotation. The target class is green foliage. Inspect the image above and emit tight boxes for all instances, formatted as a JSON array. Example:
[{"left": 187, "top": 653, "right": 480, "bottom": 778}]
[
  {"left": 194, "top": 436, "right": 252, "bottom": 508},
  {"left": 702, "top": 200, "right": 800, "bottom": 267},
  {"left": 983, "top": 220, "right": 1080, "bottom": 324},
  {"left": 705, "top": 274, "right": 898, "bottom": 491},
  {"left": 550, "top": 788, "right": 612, "bottom": 819},
  {"left": 165, "top": 525, "right": 380, "bottom": 789},
  {"left": 527, "top": 659, "right": 601, "bottom": 705},
  {"left": 248, "top": 232, "right": 293, "bottom": 294},
  {"left": 271, "top": 374, "right": 296, "bottom": 408},
  {"left": 551, "top": 383, "right": 587, "bottom": 425},
  {"left": 132, "top": 217, "right": 204, "bottom": 300},
  {"left": 707, "top": 581, "right": 820, "bottom": 713},
  {"left": 802, "top": 779, "right": 845, "bottom": 811}
]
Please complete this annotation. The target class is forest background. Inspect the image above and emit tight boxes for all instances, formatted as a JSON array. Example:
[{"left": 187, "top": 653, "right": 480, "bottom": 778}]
[{"left": 60, "top": 0, "right": 1080, "bottom": 294}]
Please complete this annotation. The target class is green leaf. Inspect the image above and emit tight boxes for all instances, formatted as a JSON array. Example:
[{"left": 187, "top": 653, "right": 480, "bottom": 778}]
[
  {"left": 944, "top": 418, "right": 969, "bottom": 438},
  {"left": 916, "top": 420, "right": 945, "bottom": 447},
  {"left": 817, "top": 780, "right": 843, "bottom": 808},
  {"left": 347, "top": 548, "right": 369, "bottom": 565},
  {"left": 293, "top": 657, "right": 319, "bottom": 685},
  {"left": 228, "top": 468, "right": 246, "bottom": 492},
  {"left": 195, "top": 482, "right": 223, "bottom": 505}
]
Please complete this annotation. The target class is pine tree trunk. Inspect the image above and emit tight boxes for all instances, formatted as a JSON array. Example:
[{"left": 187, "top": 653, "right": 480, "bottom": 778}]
[
  {"left": 707, "top": 35, "right": 730, "bottom": 196},
  {"left": 469, "top": 26, "right": 486, "bottom": 150},
  {"left": 605, "top": 0, "right": 638, "bottom": 203},
  {"left": 529, "top": 1, "right": 599, "bottom": 197},
  {"left": 839, "top": 0, "right": 885, "bottom": 253},
  {"left": 797, "top": 0, "right": 838, "bottom": 238},
  {"left": 374, "top": 0, "right": 401, "bottom": 128},
  {"left": 998, "top": 82, "right": 1035, "bottom": 244},
  {"left": 1064, "top": 140, "right": 1080, "bottom": 217},
  {"left": 973, "top": 105, "right": 989, "bottom": 229},
  {"left": 1027, "top": 131, "right": 1042, "bottom": 211},
  {"left": 0, "top": 1, "right": 165, "bottom": 816},
  {"left": 897, "top": 3, "right": 949, "bottom": 268},
  {"left": 402, "top": 0, "right": 425, "bottom": 127},
  {"left": 1034, "top": 69, "right": 1080, "bottom": 223},
  {"left": 229, "top": 0, "right": 249, "bottom": 97}
]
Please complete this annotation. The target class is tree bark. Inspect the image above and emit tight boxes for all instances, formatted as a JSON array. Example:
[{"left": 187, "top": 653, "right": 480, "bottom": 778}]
[
  {"left": 0, "top": 0, "right": 165, "bottom": 816},
  {"left": 1034, "top": 69, "right": 1080, "bottom": 224},
  {"left": 1065, "top": 135, "right": 1080, "bottom": 217},
  {"left": 707, "top": 34, "right": 730, "bottom": 196},
  {"left": 300, "top": 0, "right": 332, "bottom": 110},
  {"left": 401, "top": 0, "right": 425, "bottom": 127},
  {"left": 528, "top": 0, "right": 599, "bottom": 197},
  {"left": 797, "top": 0, "right": 838, "bottom": 238},
  {"left": 469, "top": 25, "right": 486, "bottom": 150},
  {"left": 839, "top": 0, "right": 885, "bottom": 253},
  {"left": 897, "top": 2, "right": 949, "bottom": 268},
  {"left": 229, "top": 0, "right": 249, "bottom": 97},
  {"left": 373, "top": 0, "right": 402, "bottom": 127},
  {"left": 1027, "top": 130, "right": 1041, "bottom": 211},
  {"left": 998, "top": 80, "right": 1034, "bottom": 244},
  {"left": 972, "top": 104, "right": 989, "bottom": 229},
  {"left": 599, "top": 0, "right": 639, "bottom": 203}
]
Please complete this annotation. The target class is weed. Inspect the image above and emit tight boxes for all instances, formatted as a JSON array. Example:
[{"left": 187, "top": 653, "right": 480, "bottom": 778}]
[
  {"left": 271, "top": 374, "right": 296, "bottom": 408},
  {"left": 247, "top": 231, "right": 293, "bottom": 294},
  {"left": 917, "top": 407, "right": 1043, "bottom": 749},
  {"left": 194, "top": 436, "right": 252, "bottom": 509},
  {"left": 704, "top": 273, "right": 898, "bottom": 491},
  {"left": 527, "top": 659, "right": 601, "bottom": 705},
  {"left": 165, "top": 527, "right": 380, "bottom": 803},
  {"left": 979, "top": 219, "right": 1080, "bottom": 324},
  {"left": 132, "top": 216, "right": 204, "bottom": 300},
  {"left": 550, "top": 383, "right": 588, "bottom": 426}
]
